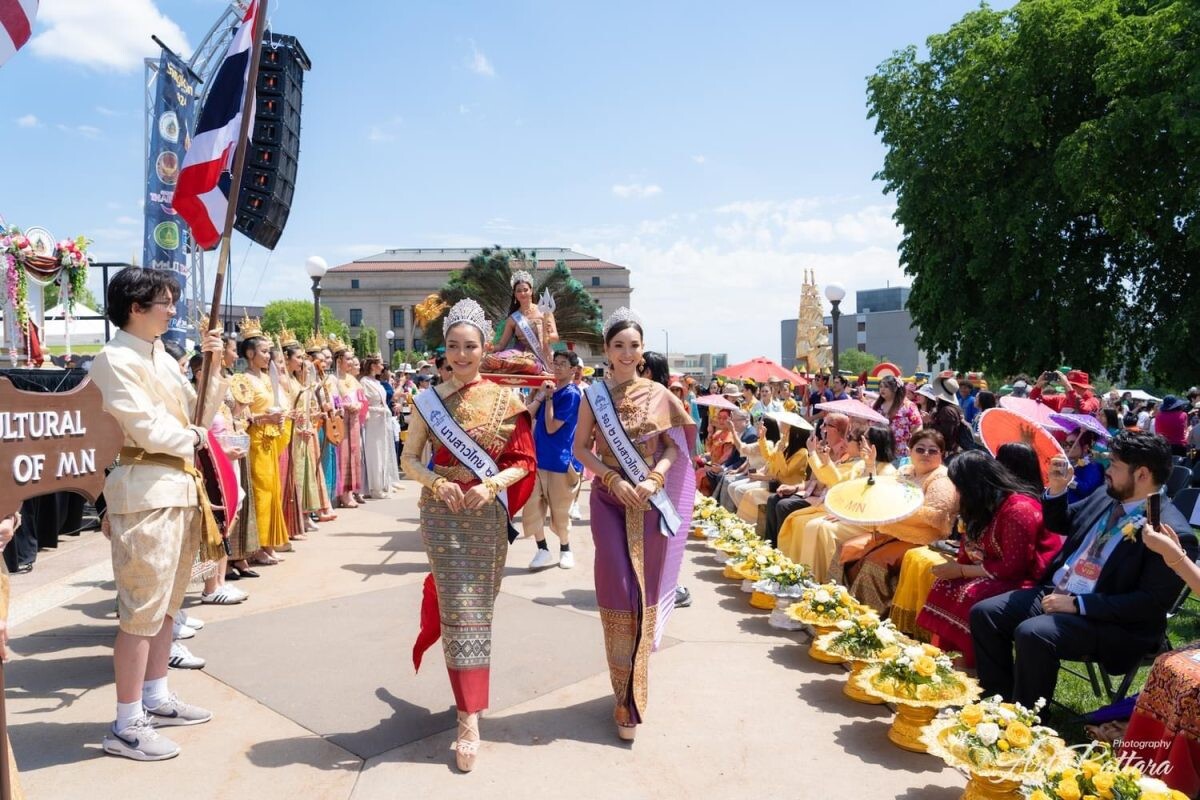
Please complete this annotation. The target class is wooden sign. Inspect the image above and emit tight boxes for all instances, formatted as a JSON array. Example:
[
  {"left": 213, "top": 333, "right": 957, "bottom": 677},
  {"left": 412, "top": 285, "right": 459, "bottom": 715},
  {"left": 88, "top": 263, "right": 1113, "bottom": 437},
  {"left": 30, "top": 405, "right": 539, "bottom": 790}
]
[{"left": 0, "top": 377, "right": 123, "bottom": 519}]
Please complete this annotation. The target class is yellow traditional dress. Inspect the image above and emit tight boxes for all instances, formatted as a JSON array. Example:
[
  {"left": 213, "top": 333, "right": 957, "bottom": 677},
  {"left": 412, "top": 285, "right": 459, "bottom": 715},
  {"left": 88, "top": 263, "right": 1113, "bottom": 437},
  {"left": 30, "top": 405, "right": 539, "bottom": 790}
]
[
  {"left": 776, "top": 452, "right": 866, "bottom": 568},
  {"left": 236, "top": 371, "right": 288, "bottom": 549}
]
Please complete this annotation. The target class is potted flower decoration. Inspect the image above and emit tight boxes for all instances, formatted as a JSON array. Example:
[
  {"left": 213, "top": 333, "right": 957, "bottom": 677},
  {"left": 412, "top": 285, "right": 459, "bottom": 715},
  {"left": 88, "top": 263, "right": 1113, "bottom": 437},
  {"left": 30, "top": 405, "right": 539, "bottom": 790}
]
[
  {"left": 1022, "top": 743, "right": 1189, "bottom": 800},
  {"left": 854, "top": 643, "right": 981, "bottom": 752},
  {"left": 922, "top": 696, "right": 1068, "bottom": 800},
  {"left": 813, "top": 611, "right": 911, "bottom": 705},
  {"left": 692, "top": 496, "right": 722, "bottom": 539},
  {"left": 785, "top": 583, "right": 864, "bottom": 664},
  {"left": 752, "top": 558, "right": 812, "bottom": 612}
]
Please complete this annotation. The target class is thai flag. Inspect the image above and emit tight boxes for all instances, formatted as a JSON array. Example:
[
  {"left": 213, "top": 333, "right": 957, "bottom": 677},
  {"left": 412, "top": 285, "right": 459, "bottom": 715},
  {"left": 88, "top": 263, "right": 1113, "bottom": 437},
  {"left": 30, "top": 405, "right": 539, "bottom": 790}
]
[
  {"left": 174, "top": 0, "right": 260, "bottom": 250},
  {"left": 0, "top": 0, "right": 37, "bottom": 69}
]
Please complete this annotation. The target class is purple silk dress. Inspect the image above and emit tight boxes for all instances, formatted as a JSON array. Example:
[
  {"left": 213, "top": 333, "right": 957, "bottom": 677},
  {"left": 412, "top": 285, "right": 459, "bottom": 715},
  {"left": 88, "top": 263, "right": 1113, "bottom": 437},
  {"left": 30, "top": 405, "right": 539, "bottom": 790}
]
[{"left": 588, "top": 377, "right": 696, "bottom": 727}]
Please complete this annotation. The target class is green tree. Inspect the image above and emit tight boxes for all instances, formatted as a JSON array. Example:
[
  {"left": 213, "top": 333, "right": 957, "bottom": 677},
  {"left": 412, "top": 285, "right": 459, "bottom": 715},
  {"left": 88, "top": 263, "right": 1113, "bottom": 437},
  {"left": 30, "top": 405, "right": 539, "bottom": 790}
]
[
  {"left": 390, "top": 348, "right": 425, "bottom": 369},
  {"left": 42, "top": 281, "right": 101, "bottom": 312},
  {"left": 421, "top": 247, "right": 603, "bottom": 351},
  {"left": 867, "top": 0, "right": 1199, "bottom": 387},
  {"left": 261, "top": 299, "right": 349, "bottom": 345},
  {"left": 837, "top": 349, "right": 880, "bottom": 377},
  {"left": 355, "top": 325, "right": 379, "bottom": 356}
]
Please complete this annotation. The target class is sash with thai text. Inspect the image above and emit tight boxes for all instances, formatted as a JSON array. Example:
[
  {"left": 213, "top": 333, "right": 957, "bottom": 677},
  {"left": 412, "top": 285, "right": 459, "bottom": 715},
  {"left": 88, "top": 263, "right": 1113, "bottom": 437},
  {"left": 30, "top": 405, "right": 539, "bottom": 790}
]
[{"left": 511, "top": 311, "right": 550, "bottom": 373}]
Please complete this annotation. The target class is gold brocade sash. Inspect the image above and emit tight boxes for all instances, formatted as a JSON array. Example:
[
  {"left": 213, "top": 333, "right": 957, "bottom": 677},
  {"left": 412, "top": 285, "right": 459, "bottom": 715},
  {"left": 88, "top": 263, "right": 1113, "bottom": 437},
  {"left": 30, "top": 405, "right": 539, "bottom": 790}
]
[{"left": 118, "top": 447, "right": 224, "bottom": 560}]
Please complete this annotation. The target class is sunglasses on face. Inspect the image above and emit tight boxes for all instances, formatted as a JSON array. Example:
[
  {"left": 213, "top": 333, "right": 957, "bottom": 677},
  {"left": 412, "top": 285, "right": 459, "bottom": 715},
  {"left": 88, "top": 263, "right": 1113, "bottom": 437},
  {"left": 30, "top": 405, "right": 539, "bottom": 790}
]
[{"left": 912, "top": 446, "right": 942, "bottom": 456}]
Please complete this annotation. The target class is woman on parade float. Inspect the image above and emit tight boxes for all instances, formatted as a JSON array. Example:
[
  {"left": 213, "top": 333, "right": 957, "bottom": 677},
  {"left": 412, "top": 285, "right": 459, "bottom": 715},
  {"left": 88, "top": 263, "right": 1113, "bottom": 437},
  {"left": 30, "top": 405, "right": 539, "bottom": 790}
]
[
  {"left": 491, "top": 269, "right": 558, "bottom": 373},
  {"left": 401, "top": 299, "right": 537, "bottom": 773},
  {"left": 572, "top": 307, "right": 696, "bottom": 742}
]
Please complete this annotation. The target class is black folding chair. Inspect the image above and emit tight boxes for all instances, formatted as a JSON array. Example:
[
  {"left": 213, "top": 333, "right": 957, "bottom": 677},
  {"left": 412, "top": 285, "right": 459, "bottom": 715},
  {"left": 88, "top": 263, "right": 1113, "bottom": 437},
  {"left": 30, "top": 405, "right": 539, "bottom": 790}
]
[
  {"left": 1167, "top": 465, "right": 1193, "bottom": 498},
  {"left": 1175, "top": 487, "right": 1199, "bottom": 520}
]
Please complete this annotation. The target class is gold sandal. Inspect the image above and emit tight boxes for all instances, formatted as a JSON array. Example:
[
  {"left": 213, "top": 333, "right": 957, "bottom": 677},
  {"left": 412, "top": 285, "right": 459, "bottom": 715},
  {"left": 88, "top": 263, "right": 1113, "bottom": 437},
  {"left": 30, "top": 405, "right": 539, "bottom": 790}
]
[{"left": 453, "top": 712, "right": 480, "bottom": 772}]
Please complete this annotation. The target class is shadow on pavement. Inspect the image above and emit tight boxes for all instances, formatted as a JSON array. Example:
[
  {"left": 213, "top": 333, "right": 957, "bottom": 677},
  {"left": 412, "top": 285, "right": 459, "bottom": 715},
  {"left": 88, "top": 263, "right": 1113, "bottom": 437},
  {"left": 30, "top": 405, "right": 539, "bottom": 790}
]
[
  {"left": 895, "top": 786, "right": 963, "bottom": 800},
  {"left": 8, "top": 722, "right": 109, "bottom": 770},
  {"left": 341, "top": 561, "right": 429, "bottom": 579},
  {"left": 531, "top": 589, "right": 598, "bottom": 613},
  {"left": 832, "top": 718, "right": 942, "bottom": 773}
]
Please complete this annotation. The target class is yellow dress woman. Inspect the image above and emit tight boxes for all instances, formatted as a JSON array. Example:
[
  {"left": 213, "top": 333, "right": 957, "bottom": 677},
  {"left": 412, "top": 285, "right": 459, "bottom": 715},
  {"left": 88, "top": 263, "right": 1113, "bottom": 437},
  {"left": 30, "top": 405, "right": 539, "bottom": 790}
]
[{"left": 235, "top": 320, "right": 288, "bottom": 563}]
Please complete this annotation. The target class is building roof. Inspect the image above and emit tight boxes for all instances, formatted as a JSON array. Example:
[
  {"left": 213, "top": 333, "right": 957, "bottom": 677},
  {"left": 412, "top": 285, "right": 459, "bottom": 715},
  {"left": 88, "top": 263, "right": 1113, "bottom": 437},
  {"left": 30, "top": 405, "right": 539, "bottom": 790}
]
[{"left": 329, "top": 247, "right": 627, "bottom": 273}]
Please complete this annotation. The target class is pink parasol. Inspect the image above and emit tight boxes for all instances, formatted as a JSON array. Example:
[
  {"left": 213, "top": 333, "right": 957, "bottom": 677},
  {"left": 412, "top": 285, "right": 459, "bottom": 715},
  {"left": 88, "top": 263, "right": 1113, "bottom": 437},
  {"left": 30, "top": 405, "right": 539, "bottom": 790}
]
[
  {"left": 998, "top": 396, "right": 1066, "bottom": 432},
  {"left": 1050, "top": 412, "right": 1111, "bottom": 441},
  {"left": 695, "top": 394, "right": 741, "bottom": 412},
  {"left": 813, "top": 398, "right": 889, "bottom": 426}
]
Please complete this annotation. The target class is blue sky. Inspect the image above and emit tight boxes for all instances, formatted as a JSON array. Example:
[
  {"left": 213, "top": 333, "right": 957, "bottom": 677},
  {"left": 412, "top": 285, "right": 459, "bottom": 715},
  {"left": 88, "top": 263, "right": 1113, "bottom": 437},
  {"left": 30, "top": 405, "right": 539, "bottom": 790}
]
[{"left": 1, "top": 0, "right": 1005, "bottom": 360}]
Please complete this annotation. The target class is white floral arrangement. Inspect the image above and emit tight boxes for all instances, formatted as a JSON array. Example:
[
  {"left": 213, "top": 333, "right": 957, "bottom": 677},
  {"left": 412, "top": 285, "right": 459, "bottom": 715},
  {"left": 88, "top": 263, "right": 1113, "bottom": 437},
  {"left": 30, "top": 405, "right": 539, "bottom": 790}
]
[
  {"left": 785, "top": 582, "right": 862, "bottom": 627},
  {"left": 751, "top": 559, "right": 813, "bottom": 598},
  {"left": 923, "top": 696, "right": 1067, "bottom": 780},
  {"left": 814, "top": 611, "right": 908, "bottom": 661}
]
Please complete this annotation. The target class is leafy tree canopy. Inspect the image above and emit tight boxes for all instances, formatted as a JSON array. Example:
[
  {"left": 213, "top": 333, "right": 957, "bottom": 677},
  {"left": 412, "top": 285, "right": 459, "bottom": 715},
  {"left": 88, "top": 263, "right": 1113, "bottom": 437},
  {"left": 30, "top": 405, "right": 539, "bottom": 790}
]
[{"left": 261, "top": 300, "right": 349, "bottom": 344}]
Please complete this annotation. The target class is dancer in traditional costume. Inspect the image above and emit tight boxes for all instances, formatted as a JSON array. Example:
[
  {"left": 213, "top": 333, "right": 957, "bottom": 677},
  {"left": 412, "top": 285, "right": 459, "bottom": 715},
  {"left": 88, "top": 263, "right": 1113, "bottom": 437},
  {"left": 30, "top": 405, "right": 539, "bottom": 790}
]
[
  {"left": 272, "top": 342, "right": 306, "bottom": 541},
  {"left": 488, "top": 269, "right": 558, "bottom": 375},
  {"left": 332, "top": 339, "right": 366, "bottom": 508},
  {"left": 285, "top": 331, "right": 333, "bottom": 525},
  {"left": 404, "top": 299, "right": 536, "bottom": 773},
  {"left": 311, "top": 340, "right": 341, "bottom": 505},
  {"left": 361, "top": 353, "right": 401, "bottom": 498},
  {"left": 572, "top": 308, "right": 696, "bottom": 741},
  {"left": 233, "top": 317, "right": 288, "bottom": 564}
]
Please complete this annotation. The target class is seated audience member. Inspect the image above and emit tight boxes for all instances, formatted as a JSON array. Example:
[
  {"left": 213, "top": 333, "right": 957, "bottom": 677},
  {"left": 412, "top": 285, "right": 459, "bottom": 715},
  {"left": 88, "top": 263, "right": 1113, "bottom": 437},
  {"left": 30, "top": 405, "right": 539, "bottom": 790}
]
[
  {"left": 1153, "top": 395, "right": 1190, "bottom": 457},
  {"left": 996, "top": 442, "right": 1046, "bottom": 496},
  {"left": 734, "top": 414, "right": 810, "bottom": 523},
  {"left": 970, "top": 431, "right": 1197, "bottom": 708},
  {"left": 1030, "top": 369, "right": 1100, "bottom": 414},
  {"left": 1063, "top": 429, "right": 1105, "bottom": 504},
  {"left": 695, "top": 409, "right": 735, "bottom": 495},
  {"left": 917, "top": 451, "right": 1062, "bottom": 666},
  {"left": 715, "top": 411, "right": 763, "bottom": 510},
  {"left": 830, "top": 429, "right": 957, "bottom": 613},
  {"left": 795, "top": 426, "right": 898, "bottom": 583},
  {"left": 775, "top": 414, "right": 860, "bottom": 559}
]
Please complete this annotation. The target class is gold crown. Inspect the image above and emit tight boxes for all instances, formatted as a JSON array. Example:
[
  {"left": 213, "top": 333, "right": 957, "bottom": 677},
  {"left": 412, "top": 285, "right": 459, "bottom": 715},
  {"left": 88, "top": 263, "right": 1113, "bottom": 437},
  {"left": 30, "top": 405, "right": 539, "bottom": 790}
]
[
  {"left": 238, "top": 310, "right": 264, "bottom": 341},
  {"left": 304, "top": 330, "right": 328, "bottom": 352},
  {"left": 326, "top": 332, "right": 349, "bottom": 353},
  {"left": 278, "top": 324, "right": 300, "bottom": 349}
]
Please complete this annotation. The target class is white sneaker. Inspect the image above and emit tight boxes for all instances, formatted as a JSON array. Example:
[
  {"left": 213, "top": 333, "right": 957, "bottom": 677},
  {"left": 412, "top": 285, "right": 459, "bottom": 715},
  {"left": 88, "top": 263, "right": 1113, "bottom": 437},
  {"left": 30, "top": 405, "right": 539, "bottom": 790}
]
[
  {"left": 168, "top": 642, "right": 205, "bottom": 670},
  {"left": 558, "top": 550, "right": 575, "bottom": 570},
  {"left": 304, "top": 518, "right": 319, "bottom": 533},
  {"left": 569, "top": 501, "right": 582, "bottom": 520},
  {"left": 528, "top": 549, "right": 556, "bottom": 570},
  {"left": 222, "top": 585, "right": 248, "bottom": 602},
  {"left": 102, "top": 715, "right": 180, "bottom": 761},
  {"left": 171, "top": 618, "right": 196, "bottom": 640},
  {"left": 177, "top": 610, "right": 204, "bottom": 630},
  {"left": 200, "top": 586, "right": 246, "bottom": 605}
]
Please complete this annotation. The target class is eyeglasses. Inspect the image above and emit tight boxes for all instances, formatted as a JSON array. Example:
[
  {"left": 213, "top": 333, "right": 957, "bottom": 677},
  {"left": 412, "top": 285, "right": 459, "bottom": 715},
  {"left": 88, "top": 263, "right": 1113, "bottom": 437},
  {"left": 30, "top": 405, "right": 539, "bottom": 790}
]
[{"left": 912, "top": 446, "right": 942, "bottom": 456}]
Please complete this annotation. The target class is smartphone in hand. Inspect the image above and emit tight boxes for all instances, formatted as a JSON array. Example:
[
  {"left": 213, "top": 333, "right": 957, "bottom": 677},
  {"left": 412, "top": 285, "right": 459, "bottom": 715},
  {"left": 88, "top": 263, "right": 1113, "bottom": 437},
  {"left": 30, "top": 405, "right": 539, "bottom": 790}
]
[{"left": 1147, "top": 493, "right": 1161, "bottom": 531}]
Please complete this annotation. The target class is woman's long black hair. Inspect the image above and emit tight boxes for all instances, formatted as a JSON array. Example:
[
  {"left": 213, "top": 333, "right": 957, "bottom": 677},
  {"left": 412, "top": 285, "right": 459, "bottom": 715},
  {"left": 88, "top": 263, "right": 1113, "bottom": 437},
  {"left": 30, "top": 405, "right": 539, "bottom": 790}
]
[
  {"left": 947, "top": 449, "right": 1038, "bottom": 540},
  {"left": 995, "top": 442, "right": 1044, "bottom": 496}
]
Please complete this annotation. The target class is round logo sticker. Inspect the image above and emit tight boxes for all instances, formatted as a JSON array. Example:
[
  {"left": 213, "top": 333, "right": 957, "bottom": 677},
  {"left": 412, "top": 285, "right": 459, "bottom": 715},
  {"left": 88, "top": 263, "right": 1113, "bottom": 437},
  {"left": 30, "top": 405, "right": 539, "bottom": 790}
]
[
  {"left": 154, "top": 221, "right": 180, "bottom": 251},
  {"left": 156, "top": 151, "right": 179, "bottom": 185},
  {"left": 158, "top": 111, "right": 180, "bottom": 143}
]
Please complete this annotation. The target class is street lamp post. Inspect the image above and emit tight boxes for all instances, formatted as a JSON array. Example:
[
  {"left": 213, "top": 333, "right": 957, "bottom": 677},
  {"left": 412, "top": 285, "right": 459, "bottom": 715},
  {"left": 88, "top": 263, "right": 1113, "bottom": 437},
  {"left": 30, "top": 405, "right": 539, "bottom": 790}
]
[
  {"left": 824, "top": 283, "right": 846, "bottom": 377},
  {"left": 661, "top": 328, "right": 670, "bottom": 370},
  {"left": 385, "top": 328, "right": 395, "bottom": 362},
  {"left": 305, "top": 256, "right": 328, "bottom": 334}
]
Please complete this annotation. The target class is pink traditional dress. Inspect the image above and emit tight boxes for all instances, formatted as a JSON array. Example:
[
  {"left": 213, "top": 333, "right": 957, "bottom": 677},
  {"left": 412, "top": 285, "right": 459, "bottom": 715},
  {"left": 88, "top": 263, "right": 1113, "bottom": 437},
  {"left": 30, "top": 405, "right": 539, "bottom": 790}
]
[{"left": 916, "top": 493, "right": 1062, "bottom": 665}]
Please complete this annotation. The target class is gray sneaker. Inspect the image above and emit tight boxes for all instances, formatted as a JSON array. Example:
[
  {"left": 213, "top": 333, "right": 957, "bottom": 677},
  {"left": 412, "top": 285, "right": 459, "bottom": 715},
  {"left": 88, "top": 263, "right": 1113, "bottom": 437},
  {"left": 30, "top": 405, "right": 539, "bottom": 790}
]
[
  {"left": 102, "top": 715, "right": 181, "bottom": 761},
  {"left": 146, "top": 693, "right": 213, "bottom": 727}
]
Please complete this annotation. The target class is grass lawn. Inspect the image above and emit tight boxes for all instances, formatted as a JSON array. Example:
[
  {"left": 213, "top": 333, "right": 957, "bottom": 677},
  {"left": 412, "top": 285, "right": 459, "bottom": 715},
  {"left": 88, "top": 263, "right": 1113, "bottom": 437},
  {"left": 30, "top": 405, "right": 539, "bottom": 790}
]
[
  {"left": 1044, "top": 594, "right": 1200, "bottom": 743},
  {"left": 43, "top": 344, "right": 103, "bottom": 355}
]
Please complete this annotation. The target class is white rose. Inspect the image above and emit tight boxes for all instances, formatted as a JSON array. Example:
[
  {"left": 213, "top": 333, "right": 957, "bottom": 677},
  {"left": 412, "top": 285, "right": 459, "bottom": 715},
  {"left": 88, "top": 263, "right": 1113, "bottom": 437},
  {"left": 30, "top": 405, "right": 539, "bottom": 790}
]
[
  {"left": 876, "top": 627, "right": 897, "bottom": 645},
  {"left": 835, "top": 619, "right": 853, "bottom": 630},
  {"left": 975, "top": 723, "right": 1000, "bottom": 746},
  {"left": 1138, "top": 778, "right": 1170, "bottom": 793},
  {"left": 755, "top": 554, "right": 768, "bottom": 565},
  {"left": 994, "top": 706, "right": 1016, "bottom": 722},
  {"left": 766, "top": 564, "right": 783, "bottom": 577},
  {"left": 904, "top": 645, "right": 925, "bottom": 662},
  {"left": 814, "top": 589, "right": 832, "bottom": 604}
]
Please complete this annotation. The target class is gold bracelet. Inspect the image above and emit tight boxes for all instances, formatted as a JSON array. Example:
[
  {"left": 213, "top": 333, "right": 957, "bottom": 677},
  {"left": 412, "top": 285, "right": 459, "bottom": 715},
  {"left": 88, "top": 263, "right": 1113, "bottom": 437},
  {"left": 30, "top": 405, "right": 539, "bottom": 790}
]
[
  {"left": 432, "top": 477, "right": 449, "bottom": 493},
  {"left": 483, "top": 478, "right": 500, "bottom": 500},
  {"left": 649, "top": 470, "right": 666, "bottom": 490},
  {"left": 602, "top": 470, "right": 621, "bottom": 491}
]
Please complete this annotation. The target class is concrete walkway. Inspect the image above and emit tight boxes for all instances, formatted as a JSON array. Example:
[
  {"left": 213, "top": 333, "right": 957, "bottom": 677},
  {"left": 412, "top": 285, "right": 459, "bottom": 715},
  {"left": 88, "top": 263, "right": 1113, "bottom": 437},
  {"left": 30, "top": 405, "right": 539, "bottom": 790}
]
[{"left": 7, "top": 485, "right": 969, "bottom": 799}]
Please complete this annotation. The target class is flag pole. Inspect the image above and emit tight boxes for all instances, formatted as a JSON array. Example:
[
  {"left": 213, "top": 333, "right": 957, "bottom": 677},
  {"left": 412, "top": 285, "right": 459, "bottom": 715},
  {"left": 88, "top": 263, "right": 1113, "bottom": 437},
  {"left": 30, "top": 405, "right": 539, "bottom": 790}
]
[{"left": 194, "top": 0, "right": 269, "bottom": 426}]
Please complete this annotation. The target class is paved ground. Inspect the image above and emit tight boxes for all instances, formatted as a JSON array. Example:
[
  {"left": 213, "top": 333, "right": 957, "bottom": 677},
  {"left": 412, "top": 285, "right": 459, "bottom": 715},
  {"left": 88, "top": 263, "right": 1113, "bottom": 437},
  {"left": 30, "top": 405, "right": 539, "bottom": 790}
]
[{"left": 7, "top": 484, "right": 970, "bottom": 799}]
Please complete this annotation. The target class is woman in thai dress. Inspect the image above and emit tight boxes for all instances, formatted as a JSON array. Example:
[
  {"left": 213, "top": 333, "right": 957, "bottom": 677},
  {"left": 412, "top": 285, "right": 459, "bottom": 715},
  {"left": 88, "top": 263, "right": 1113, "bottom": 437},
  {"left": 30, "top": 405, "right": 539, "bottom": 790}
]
[
  {"left": 695, "top": 408, "right": 735, "bottom": 496},
  {"left": 916, "top": 450, "right": 1060, "bottom": 665},
  {"left": 490, "top": 269, "right": 558, "bottom": 374},
  {"left": 273, "top": 344, "right": 307, "bottom": 542},
  {"left": 219, "top": 334, "right": 263, "bottom": 579},
  {"left": 573, "top": 308, "right": 696, "bottom": 742},
  {"left": 332, "top": 342, "right": 366, "bottom": 508},
  {"left": 315, "top": 344, "right": 341, "bottom": 505},
  {"left": 403, "top": 299, "right": 536, "bottom": 773},
  {"left": 733, "top": 412, "right": 811, "bottom": 524},
  {"left": 235, "top": 326, "right": 289, "bottom": 565},
  {"left": 360, "top": 353, "right": 401, "bottom": 499},
  {"left": 830, "top": 428, "right": 958, "bottom": 613},
  {"left": 287, "top": 339, "right": 334, "bottom": 525}
]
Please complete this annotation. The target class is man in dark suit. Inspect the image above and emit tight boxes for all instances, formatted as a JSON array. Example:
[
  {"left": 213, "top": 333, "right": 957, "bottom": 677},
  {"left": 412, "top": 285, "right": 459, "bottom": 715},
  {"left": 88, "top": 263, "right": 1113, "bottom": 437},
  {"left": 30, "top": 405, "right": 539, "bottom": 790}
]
[{"left": 970, "top": 431, "right": 1198, "bottom": 707}]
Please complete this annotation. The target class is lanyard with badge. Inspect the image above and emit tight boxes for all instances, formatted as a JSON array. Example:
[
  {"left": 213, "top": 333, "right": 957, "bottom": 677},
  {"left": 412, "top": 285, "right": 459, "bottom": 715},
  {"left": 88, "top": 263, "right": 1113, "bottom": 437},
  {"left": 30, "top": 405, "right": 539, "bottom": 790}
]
[{"left": 1060, "top": 502, "right": 1147, "bottom": 594}]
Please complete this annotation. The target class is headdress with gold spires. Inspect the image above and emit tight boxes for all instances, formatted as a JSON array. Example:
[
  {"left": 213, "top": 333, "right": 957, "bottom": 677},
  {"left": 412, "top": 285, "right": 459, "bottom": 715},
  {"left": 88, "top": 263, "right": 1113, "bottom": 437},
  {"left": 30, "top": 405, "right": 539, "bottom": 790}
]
[
  {"left": 443, "top": 298, "right": 494, "bottom": 341},
  {"left": 510, "top": 269, "right": 534, "bottom": 288},
  {"left": 278, "top": 324, "right": 300, "bottom": 349},
  {"left": 239, "top": 310, "right": 264, "bottom": 342},
  {"left": 326, "top": 332, "right": 349, "bottom": 355},
  {"left": 602, "top": 306, "right": 642, "bottom": 337},
  {"left": 304, "top": 330, "right": 328, "bottom": 352}
]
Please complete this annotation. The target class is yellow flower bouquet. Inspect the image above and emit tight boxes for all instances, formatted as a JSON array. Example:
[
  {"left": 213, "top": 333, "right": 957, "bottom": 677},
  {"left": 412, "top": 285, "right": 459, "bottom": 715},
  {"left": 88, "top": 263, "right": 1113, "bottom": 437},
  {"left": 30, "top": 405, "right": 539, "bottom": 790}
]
[
  {"left": 1022, "top": 744, "right": 1189, "bottom": 800},
  {"left": 785, "top": 583, "right": 862, "bottom": 628},
  {"left": 813, "top": 611, "right": 908, "bottom": 662}
]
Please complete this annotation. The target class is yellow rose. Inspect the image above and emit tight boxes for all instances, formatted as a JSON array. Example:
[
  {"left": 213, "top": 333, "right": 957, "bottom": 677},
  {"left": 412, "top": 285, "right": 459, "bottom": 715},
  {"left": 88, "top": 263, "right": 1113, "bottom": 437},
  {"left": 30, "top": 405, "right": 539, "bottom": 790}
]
[
  {"left": 997, "top": 739, "right": 1010, "bottom": 752},
  {"left": 1061, "top": 768, "right": 1081, "bottom": 782},
  {"left": 959, "top": 704, "right": 984, "bottom": 726},
  {"left": 914, "top": 655, "right": 938, "bottom": 677},
  {"left": 1004, "top": 721, "right": 1033, "bottom": 749},
  {"left": 922, "top": 643, "right": 942, "bottom": 657},
  {"left": 1056, "top": 778, "right": 1082, "bottom": 800},
  {"left": 1170, "top": 791, "right": 1191, "bottom": 800},
  {"left": 1029, "top": 791, "right": 1052, "bottom": 800},
  {"left": 1091, "top": 772, "right": 1115, "bottom": 794},
  {"left": 1080, "top": 760, "right": 1101, "bottom": 779},
  {"left": 879, "top": 645, "right": 901, "bottom": 660},
  {"left": 855, "top": 613, "right": 877, "bottom": 628}
]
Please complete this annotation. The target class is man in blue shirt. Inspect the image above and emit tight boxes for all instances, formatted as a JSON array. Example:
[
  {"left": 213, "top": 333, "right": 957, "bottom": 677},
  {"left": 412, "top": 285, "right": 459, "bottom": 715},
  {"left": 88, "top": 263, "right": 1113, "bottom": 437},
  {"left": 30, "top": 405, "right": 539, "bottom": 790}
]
[{"left": 524, "top": 350, "right": 583, "bottom": 570}]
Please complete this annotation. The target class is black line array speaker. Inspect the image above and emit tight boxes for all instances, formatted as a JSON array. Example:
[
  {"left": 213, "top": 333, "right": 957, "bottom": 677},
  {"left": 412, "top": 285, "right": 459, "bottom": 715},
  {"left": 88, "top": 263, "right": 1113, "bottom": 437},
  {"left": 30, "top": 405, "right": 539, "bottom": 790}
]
[{"left": 234, "top": 32, "right": 311, "bottom": 250}]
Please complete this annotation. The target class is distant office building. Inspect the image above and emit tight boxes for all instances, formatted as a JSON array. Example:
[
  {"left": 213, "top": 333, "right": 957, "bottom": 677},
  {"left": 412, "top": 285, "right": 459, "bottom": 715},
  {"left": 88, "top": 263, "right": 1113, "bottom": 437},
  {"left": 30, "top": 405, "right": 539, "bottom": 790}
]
[
  {"left": 321, "top": 248, "right": 632, "bottom": 361},
  {"left": 780, "top": 286, "right": 930, "bottom": 374},
  {"left": 663, "top": 352, "right": 728, "bottom": 380}
]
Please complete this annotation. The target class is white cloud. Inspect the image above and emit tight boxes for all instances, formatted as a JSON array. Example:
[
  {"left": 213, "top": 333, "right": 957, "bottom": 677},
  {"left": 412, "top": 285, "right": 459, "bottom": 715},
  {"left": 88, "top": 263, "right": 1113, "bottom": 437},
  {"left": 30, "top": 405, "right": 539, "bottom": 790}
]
[
  {"left": 95, "top": 106, "right": 120, "bottom": 117},
  {"left": 16, "top": 114, "right": 39, "bottom": 128},
  {"left": 467, "top": 41, "right": 495, "bottom": 77},
  {"left": 612, "top": 183, "right": 663, "bottom": 199},
  {"left": 459, "top": 104, "right": 471, "bottom": 115},
  {"left": 692, "top": 155, "right": 707, "bottom": 164},
  {"left": 367, "top": 116, "right": 403, "bottom": 143},
  {"left": 77, "top": 125, "right": 102, "bottom": 138},
  {"left": 30, "top": 0, "right": 190, "bottom": 74}
]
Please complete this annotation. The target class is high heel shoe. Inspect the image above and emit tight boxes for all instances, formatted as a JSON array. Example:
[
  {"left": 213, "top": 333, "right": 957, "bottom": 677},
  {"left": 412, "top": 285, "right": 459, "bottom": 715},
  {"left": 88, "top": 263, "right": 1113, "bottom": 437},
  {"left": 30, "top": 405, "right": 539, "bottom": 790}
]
[
  {"left": 616, "top": 723, "right": 637, "bottom": 742},
  {"left": 453, "top": 712, "right": 480, "bottom": 772}
]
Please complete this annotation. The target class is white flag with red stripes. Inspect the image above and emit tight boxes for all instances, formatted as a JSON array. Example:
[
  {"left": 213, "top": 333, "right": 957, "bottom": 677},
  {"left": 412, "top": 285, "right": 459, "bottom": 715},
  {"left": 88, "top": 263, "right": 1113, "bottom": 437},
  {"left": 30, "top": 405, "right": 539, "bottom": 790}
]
[
  {"left": 0, "top": 0, "right": 37, "bottom": 69},
  {"left": 174, "top": 0, "right": 259, "bottom": 250}
]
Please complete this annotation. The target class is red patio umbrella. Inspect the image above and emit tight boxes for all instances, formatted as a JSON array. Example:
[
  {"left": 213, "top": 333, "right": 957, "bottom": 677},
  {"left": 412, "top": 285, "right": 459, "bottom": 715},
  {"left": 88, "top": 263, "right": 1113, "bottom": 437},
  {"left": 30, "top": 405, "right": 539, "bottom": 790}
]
[{"left": 716, "top": 357, "right": 804, "bottom": 385}]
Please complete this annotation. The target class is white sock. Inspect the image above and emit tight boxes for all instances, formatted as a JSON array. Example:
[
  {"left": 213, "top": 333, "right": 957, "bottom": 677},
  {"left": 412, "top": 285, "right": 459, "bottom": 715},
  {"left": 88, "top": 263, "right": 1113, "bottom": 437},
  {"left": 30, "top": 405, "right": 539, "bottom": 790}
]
[
  {"left": 142, "top": 676, "right": 170, "bottom": 709},
  {"left": 116, "top": 700, "right": 143, "bottom": 730}
]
